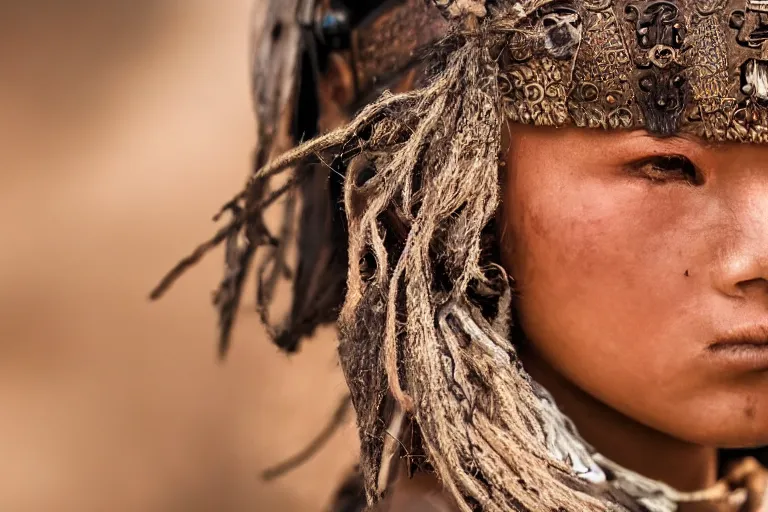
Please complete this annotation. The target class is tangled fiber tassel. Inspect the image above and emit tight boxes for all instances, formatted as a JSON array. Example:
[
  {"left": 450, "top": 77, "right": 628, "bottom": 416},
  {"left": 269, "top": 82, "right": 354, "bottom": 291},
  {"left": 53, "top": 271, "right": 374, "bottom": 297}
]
[
  {"left": 154, "top": 4, "right": 640, "bottom": 510},
  {"left": 432, "top": 0, "right": 488, "bottom": 19},
  {"left": 336, "top": 35, "right": 622, "bottom": 511}
]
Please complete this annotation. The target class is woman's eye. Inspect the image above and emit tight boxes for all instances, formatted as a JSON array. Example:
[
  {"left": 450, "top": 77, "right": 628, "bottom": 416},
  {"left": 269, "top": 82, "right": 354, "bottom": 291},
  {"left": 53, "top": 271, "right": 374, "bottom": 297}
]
[{"left": 629, "top": 155, "right": 700, "bottom": 184}]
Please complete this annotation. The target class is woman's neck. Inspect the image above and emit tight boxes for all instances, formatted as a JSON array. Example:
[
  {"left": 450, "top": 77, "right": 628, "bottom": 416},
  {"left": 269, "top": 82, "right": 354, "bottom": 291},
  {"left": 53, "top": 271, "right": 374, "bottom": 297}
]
[{"left": 520, "top": 347, "right": 719, "bottom": 492}]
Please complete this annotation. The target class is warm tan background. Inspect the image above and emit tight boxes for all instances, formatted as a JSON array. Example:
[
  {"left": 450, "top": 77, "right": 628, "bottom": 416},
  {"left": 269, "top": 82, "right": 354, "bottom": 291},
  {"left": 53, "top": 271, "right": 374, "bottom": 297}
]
[{"left": 0, "top": 2, "right": 357, "bottom": 511}]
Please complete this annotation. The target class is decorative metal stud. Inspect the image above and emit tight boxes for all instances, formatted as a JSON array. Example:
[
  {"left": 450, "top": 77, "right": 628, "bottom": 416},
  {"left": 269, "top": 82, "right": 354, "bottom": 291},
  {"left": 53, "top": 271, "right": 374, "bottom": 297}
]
[
  {"left": 313, "top": 1, "right": 351, "bottom": 50},
  {"left": 729, "top": 1, "right": 768, "bottom": 104},
  {"left": 539, "top": 5, "right": 583, "bottom": 59}
]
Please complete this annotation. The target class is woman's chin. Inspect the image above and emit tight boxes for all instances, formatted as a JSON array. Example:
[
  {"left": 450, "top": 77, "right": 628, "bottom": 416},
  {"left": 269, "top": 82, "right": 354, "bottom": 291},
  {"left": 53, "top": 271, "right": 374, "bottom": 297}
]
[
  {"left": 715, "top": 434, "right": 768, "bottom": 451},
  {"left": 644, "top": 396, "right": 768, "bottom": 450},
  {"left": 680, "top": 421, "right": 768, "bottom": 451}
]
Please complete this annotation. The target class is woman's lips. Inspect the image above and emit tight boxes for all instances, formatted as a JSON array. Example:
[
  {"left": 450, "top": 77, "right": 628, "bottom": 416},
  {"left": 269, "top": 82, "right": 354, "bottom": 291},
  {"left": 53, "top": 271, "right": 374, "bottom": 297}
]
[{"left": 707, "top": 324, "right": 768, "bottom": 371}]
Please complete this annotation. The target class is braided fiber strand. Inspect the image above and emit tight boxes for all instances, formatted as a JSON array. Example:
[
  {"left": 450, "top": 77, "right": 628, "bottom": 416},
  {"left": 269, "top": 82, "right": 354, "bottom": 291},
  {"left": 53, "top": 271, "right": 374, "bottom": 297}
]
[
  {"left": 155, "top": 3, "right": 645, "bottom": 510},
  {"left": 338, "top": 28, "right": 621, "bottom": 510}
]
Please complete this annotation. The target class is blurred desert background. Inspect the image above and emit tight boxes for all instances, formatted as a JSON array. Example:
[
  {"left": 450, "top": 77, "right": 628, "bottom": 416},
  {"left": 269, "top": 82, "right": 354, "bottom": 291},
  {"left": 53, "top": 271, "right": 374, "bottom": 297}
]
[{"left": 0, "top": 1, "right": 357, "bottom": 511}]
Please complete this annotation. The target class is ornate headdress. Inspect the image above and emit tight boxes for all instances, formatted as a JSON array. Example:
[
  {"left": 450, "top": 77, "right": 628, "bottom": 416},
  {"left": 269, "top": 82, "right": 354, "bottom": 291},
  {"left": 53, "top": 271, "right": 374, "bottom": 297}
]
[
  {"left": 153, "top": 1, "right": 768, "bottom": 511},
  {"left": 302, "top": 0, "right": 768, "bottom": 142},
  {"left": 496, "top": 0, "right": 768, "bottom": 141},
  {"left": 360, "top": 0, "right": 768, "bottom": 142}
]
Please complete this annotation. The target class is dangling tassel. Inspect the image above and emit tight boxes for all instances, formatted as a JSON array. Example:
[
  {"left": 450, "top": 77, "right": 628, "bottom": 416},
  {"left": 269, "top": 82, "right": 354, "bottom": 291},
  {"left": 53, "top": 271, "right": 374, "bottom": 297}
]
[{"left": 430, "top": 0, "right": 487, "bottom": 19}]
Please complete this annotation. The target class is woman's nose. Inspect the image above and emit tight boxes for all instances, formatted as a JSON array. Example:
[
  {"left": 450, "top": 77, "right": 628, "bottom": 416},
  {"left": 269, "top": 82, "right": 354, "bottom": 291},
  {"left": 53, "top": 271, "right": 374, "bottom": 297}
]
[
  {"left": 711, "top": 188, "right": 768, "bottom": 301},
  {"left": 713, "top": 247, "right": 768, "bottom": 299}
]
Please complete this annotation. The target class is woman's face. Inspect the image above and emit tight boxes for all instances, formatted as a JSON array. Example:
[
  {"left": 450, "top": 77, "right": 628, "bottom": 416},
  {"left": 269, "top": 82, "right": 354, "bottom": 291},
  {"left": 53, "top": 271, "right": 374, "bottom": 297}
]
[{"left": 501, "top": 125, "right": 768, "bottom": 449}]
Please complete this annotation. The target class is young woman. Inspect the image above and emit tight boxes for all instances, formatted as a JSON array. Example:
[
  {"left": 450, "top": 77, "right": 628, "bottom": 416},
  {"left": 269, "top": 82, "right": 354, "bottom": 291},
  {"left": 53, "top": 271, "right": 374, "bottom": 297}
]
[{"left": 155, "top": 0, "right": 768, "bottom": 510}]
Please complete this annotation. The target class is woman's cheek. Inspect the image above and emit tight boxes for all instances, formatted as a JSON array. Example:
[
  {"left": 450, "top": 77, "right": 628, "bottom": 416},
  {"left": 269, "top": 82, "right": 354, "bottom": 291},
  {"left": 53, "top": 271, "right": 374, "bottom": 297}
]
[
  {"left": 517, "top": 180, "right": 654, "bottom": 302},
  {"left": 509, "top": 176, "right": 700, "bottom": 370}
]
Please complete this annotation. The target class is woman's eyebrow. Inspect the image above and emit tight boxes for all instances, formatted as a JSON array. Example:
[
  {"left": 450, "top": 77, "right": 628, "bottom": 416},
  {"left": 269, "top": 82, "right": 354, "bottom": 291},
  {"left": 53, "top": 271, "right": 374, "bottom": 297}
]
[{"left": 627, "top": 131, "right": 710, "bottom": 151}]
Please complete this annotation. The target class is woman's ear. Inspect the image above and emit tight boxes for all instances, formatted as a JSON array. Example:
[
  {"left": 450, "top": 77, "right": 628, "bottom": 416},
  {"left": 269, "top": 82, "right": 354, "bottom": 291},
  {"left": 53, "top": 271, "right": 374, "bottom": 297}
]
[{"left": 317, "top": 53, "right": 356, "bottom": 132}]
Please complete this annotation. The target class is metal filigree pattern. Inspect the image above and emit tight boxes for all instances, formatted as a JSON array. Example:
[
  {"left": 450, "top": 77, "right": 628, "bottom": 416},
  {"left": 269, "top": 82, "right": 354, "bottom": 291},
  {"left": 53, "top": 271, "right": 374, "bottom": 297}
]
[
  {"left": 501, "top": 55, "right": 574, "bottom": 125},
  {"left": 684, "top": 5, "right": 734, "bottom": 139},
  {"left": 489, "top": 0, "right": 768, "bottom": 142},
  {"left": 621, "top": 1, "right": 688, "bottom": 134},
  {"left": 727, "top": 0, "right": 768, "bottom": 140},
  {"left": 500, "top": 1, "right": 583, "bottom": 126},
  {"left": 730, "top": 1, "right": 768, "bottom": 50},
  {"left": 567, "top": 3, "right": 635, "bottom": 129},
  {"left": 730, "top": 1, "right": 768, "bottom": 104}
]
